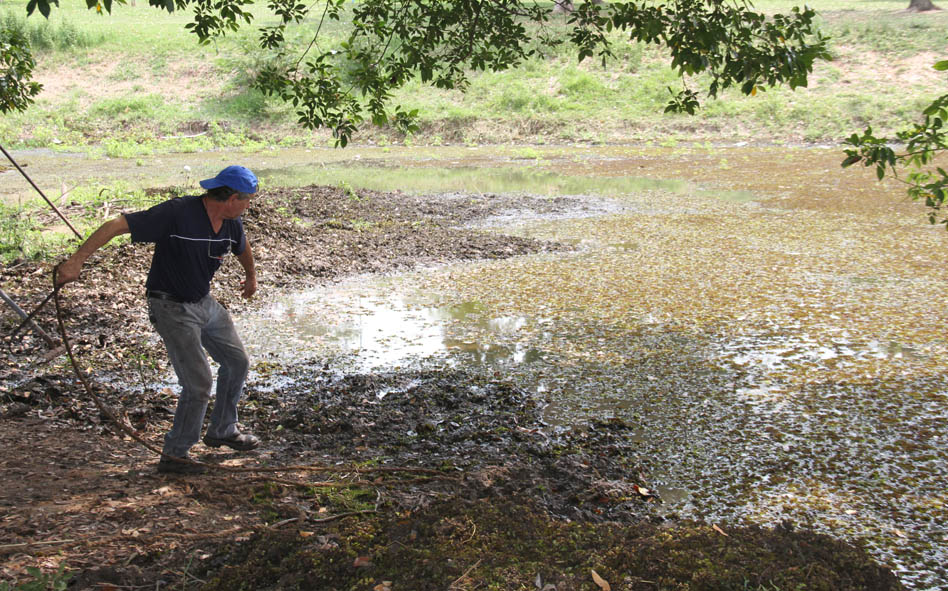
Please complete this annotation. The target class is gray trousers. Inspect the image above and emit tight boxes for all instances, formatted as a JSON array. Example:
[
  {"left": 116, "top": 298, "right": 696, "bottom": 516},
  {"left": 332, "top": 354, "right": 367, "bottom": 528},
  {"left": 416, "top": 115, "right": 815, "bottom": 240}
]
[{"left": 148, "top": 295, "right": 249, "bottom": 458}]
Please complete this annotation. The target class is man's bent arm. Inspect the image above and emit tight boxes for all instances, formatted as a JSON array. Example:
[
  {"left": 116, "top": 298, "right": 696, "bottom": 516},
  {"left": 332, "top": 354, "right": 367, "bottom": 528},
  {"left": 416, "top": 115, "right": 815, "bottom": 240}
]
[
  {"left": 237, "top": 240, "right": 257, "bottom": 298},
  {"left": 56, "top": 215, "right": 130, "bottom": 286}
]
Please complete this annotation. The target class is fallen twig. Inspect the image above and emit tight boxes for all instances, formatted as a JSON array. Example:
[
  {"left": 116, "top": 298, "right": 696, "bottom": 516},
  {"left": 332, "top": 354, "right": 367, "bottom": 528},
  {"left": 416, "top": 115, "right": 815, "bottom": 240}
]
[
  {"left": 448, "top": 558, "right": 482, "bottom": 590},
  {"left": 249, "top": 475, "right": 451, "bottom": 489},
  {"left": 0, "top": 539, "right": 77, "bottom": 551},
  {"left": 247, "top": 464, "right": 450, "bottom": 476},
  {"left": 11, "top": 526, "right": 250, "bottom": 555},
  {"left": 159, "top": 132, "right": 208, "bottom": 140},
  {"left": 310, "top": 510, "right": 376, "bottom": 523}
]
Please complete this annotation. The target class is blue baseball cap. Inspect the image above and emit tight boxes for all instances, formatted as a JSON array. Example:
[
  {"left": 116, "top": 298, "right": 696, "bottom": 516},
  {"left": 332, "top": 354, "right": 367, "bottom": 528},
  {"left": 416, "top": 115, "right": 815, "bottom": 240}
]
[{"left": 199, "top": 165, "right": 258, "bottom": 194}]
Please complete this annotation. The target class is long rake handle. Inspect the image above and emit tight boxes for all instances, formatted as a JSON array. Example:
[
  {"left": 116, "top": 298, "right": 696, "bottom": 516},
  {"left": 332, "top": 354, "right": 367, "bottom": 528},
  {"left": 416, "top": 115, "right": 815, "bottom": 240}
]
[
  {"left": 0, "top": 284, "right": 57, "bottom": 347},
  {"left": 0, "top": 143, "right": 82, "bottom": 240}
]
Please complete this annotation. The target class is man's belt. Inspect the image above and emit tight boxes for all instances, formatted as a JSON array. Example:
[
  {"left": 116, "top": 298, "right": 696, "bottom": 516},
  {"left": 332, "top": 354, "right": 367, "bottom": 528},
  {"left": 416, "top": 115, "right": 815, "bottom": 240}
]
[{"left": 146, "top": 289, "right": 185, "bottom": 303}]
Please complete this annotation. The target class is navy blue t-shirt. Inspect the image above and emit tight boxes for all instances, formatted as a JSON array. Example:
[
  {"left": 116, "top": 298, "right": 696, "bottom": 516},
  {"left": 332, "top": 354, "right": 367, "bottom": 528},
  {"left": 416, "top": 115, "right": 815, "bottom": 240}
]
[{"left": 125, "top": 195, "right": 246, "bottom": 302}]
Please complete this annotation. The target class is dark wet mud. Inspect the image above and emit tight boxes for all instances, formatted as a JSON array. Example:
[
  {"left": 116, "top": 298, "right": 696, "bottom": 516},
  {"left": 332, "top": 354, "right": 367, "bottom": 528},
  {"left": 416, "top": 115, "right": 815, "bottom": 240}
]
[
  {"left": 200, "top": 496, "right": 902, "bottom": 591},
  {"left": 245, "top": 364, "right": 652, "bottom": 522},
  {"left": 203, "top": 363, "right": 903, "bottom": 591}
]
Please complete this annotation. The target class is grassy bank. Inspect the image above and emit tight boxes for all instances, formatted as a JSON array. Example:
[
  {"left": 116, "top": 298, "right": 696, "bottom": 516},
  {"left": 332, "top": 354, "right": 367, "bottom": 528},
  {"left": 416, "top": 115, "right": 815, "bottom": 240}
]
[
  {"left": 0, "top": 180, "right": 157, "bottom": 262},
  {"left": 0, "top": 0, "right": 945, "bottom": 153}
]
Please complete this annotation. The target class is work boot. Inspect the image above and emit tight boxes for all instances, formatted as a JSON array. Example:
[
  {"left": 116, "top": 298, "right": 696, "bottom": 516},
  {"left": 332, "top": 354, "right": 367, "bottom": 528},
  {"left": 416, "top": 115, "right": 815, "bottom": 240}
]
[{"left": 203, "top": 432, "right": 260, "bottom": 451}]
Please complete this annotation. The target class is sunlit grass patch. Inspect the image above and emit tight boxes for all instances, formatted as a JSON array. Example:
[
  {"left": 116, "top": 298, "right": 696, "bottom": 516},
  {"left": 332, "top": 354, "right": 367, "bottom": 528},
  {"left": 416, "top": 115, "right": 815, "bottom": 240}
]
[
  {"left": 0, "top": 8, "right": 104, "bottom": 51},
  {"left": 258, "top": 161, "right": 697, "bottom": 199},
  {"left": 0, "top": 182, "right": 162, "bottom": 263}
]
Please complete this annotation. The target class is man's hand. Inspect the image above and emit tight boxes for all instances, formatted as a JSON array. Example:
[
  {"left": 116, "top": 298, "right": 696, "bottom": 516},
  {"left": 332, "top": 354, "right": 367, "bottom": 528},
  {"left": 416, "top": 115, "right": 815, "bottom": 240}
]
[
  {"left": 55, "top": 215, "right": 130, "bottom": 287},
  {"left": 55, "top": 257, "right": 83, "bottom": 286},
  {"left": 241, "top": 276, "right": 257, "bottom": 299},
  {"left": 236, "top": 241, "right": 257, "bottom": 299}
]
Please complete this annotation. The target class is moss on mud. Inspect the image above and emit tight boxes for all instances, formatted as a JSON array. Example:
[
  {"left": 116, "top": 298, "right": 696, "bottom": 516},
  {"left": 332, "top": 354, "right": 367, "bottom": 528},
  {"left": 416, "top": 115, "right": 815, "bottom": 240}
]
[
  {"left": 199, "top": 365, "right": 902, "bottom": 591},
  {"left": 201, "top": 497, "right": 902, "bottom": 591}
]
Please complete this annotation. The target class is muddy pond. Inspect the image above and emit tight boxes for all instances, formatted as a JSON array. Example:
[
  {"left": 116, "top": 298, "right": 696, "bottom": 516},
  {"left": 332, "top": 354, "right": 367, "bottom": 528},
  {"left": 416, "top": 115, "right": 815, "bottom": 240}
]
[{"left": 10, "top": 144, "right": 947, "bottom": 589}]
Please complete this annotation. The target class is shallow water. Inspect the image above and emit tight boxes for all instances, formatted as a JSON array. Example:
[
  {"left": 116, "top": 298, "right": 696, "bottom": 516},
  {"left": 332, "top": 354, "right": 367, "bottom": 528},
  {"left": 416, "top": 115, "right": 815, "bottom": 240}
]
[
  {"left": 242, "top": 279, "right": 536, "bottom": 371},
  {"left": 230, "top": 145, "right": 946, "bottom": 589}
]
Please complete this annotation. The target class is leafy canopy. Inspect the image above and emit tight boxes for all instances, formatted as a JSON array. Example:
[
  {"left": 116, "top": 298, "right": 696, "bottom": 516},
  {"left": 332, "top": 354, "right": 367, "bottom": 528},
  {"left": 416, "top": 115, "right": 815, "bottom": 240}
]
[
  {"left": 0, "top": 26, "right": 41, "bottom": 114},
  {"left": 842, "top": 60, "right": 948, "bottom": 227},
  {"left": 7, "top": 0, "right": 828, "bottom": 146}
]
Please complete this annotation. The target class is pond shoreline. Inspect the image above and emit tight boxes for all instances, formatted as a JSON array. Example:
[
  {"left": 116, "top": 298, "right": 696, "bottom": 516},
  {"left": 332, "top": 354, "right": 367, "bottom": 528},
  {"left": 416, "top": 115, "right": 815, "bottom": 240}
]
[{"left": 0, "top": 183, "right": 905, "bottom": 589}]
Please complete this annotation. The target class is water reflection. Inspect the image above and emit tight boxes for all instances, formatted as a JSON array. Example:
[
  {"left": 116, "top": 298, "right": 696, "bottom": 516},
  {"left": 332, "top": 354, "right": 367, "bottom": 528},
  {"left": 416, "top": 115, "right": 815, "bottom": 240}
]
[
  {"left": 240, "top": 279, "right": 541, "bottom": 370},
  {"left": 716, "top": 334, "right": 925, "bottom": 372}
]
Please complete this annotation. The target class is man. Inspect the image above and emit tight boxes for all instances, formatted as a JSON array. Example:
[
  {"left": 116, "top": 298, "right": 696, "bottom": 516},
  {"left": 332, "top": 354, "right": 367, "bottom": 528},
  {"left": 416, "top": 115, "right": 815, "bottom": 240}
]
[{"left": 57, "top": 165, "right": 261, "bottom": 474}]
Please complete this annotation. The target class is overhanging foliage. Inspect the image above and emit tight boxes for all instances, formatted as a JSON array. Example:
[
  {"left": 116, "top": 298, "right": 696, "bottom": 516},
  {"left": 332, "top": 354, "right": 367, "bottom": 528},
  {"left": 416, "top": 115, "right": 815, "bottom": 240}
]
[
  {"left": 843, "top": 60, "right": 948, "bottom": 227},
  {"left": 0, "top": 25, "right": 41, "bottom": 114},
  {"left": 9, "top": 0, "right": 828, "bottom": 146}
]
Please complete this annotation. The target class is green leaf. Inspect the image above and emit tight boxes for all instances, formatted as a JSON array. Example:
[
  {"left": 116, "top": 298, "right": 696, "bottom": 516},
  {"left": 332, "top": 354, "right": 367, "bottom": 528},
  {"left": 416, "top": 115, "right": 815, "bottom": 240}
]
[
  {"left": 933, "top": 60, "right": 948, "bottom": 71},
  {"left": 841, "top": 154, "right": 861, "bottom": 168}
]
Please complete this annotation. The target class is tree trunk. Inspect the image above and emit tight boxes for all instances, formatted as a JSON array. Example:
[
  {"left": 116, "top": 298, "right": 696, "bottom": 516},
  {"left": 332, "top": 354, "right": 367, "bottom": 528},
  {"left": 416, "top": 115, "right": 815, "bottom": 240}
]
[{"left": 907, "top": 0, "right": 940, "bottom": 11}]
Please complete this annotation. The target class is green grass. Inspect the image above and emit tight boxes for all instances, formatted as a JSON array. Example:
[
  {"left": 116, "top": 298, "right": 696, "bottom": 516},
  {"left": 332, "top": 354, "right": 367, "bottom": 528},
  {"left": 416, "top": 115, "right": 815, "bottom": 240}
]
[
  {"left": 0, "top": 9, "right": 104, "bottom": 51},
  {"left": 259, "top": 161, "right": 695, "bottom": 196},
  {"left": 0, "top": 183, "right": 161, "bottom": 263},
  {"left": 825, "top": 12, "right": 948, "bottom": 55},
  {"left": 0, "top": 0, "right": 944, "bottom": 150}
]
